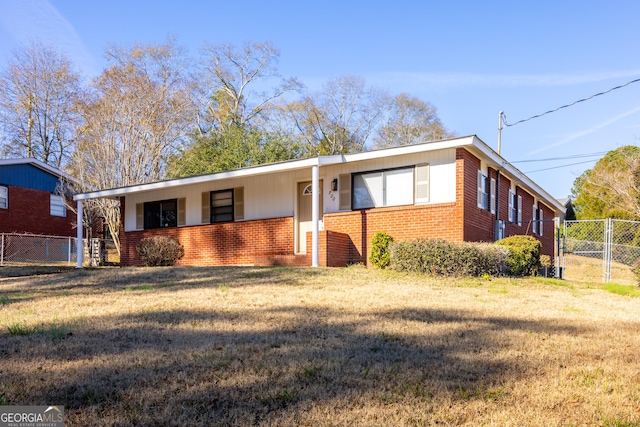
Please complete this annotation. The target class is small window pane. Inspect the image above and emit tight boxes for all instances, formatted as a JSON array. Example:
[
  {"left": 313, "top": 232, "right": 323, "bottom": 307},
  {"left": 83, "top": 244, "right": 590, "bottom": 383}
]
[
  {"left": 353, "top": 172, "right": 383, "bottom": 209},
  {"left": 384, "top": 168, "right": 413, "bottom": 206},
  {"left": 0, "top": 186, "right": 7, "bottom": 209},
  {"left": 50, "top": 194, "right": 66, "bottom": 217}
]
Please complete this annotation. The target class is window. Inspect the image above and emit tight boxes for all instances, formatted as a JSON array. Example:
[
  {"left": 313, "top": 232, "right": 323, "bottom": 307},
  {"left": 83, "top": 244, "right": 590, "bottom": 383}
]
[
  {"left": 477, "top": 170, "right": 496, "bottom": 212},
  {"left": 0, "top": 186, "right": 7, "bottom": 209},
  {"left": 211, "top": 189, "right": 234, "bottom": 223},
  {"left": 353, "top": 167, "right": 414, "bottom": 209},
  {"left": 50, "top": 194, "right": 66, "bottom": 217},
  {"left": 144, "top": 199, "right": 177, "bottom": 229},
  {"left": 508, "top": 190, "right": 516, "bottom": 222},
  {"left": 533, "top": 204, "right": 544, "bottom": 236},
  {"left": 201, "top": 188, "right": 244, "bottom": 224},
  {"left": 477, "top": 171, "right": 488, "bottom": 210}
]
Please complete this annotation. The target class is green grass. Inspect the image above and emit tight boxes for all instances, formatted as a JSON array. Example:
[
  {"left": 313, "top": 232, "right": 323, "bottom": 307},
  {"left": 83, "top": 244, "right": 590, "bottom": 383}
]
[
  {"left": 601, "top": 283, "right": 640, "bottom": 297},
  {"left": 6, "top": 322, "right": 38, "bottom": 335}
]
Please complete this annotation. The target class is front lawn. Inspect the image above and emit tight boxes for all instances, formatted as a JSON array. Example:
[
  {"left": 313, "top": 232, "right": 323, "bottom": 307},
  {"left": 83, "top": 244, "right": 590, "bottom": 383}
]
[{"left": 1, "top": 267, "right": 639, "bottom": 425}]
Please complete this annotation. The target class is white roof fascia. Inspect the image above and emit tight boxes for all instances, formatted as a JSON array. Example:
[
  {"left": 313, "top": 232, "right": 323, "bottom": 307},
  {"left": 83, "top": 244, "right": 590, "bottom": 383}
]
[
  {"left": 0, "top": 157, "right": 80, "bottom": 185},
  {"left": 73, "top": 137, "right": 474, "bottom": 201},
  {"left": 469, "top": 136, "right": 566, "bottom": 214},
  {"left": 342, "top": 136, "right": 474, "bottom": 163},
  {"left": 74, "top": 156, "right": 342, "bottom": 201},
  {"left": 75, "top": 134, "right": 564, "bottom": 214}
]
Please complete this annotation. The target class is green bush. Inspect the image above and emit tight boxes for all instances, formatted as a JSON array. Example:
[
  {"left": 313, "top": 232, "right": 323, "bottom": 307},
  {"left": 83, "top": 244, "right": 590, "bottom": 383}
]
[
  {"left": 136, "top": 235, "right": 185, "bottom": 267},
  {"left": 369, "top": 232, "right": 394, "bottom": 268},
  {"left": 389, "top": 238, "right": 509, "bottom": 277},
  {"left": 495, "top": 235, "right": 541, "bottom": 276}
]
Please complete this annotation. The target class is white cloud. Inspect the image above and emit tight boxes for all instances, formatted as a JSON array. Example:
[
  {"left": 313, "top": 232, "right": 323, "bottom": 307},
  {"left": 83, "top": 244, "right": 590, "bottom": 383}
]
[
  {"left": 371, "top": 70, "right": 640, "bottom": 90},
  {"left": 0, "top": 0, "right": 97, "bottom": 76},
  {"left": 527, "top": 106, "right": 640, "bottom": 155}
]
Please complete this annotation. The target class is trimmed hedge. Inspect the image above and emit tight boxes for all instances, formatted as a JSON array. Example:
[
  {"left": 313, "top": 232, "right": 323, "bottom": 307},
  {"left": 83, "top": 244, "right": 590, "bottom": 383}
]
[
  {"left": 136, "top": 235, "right": 185, "bottom": 267},
  {"left": 390, "top": 239, "right": 509, "bottom": 277},
  {"left": 495, "top": 235, "right": 541, "bottom": 276}
]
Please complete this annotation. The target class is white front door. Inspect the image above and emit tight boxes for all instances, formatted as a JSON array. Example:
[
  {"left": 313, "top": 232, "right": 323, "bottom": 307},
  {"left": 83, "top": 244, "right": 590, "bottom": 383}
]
[{"left": 297, "top": 180, "right": 323, "bottom": 254}]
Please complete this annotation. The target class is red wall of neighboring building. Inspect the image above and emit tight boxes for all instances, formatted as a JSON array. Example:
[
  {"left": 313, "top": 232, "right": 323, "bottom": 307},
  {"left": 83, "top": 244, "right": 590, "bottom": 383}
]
[{"left": 0, "top": 185, "right": 76, "bottom": 237}]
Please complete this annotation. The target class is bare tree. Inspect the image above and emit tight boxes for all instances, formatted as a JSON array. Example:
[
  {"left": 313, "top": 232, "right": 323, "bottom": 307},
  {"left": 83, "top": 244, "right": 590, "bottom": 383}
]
[
  {"left": 284, "top": 76, "right": 387, "bottom": 155},
  {"left": 70, "top": 38, "right": 196, "bottom": 254},
  {"left": 198, "top": 41, "right": 303, "bottom": 131},
  {"left": 0, "top": 42, "right": 83, "bottom": 168},
  {"left": 373, "top": 93, "right": 454, "bottom": 148}
]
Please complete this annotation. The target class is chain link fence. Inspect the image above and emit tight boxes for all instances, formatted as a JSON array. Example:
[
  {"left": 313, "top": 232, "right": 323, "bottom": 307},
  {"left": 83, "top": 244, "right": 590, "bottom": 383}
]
[
  {"left": 562, "top": 219, "right": 640, "bottom": 284},
  {"left": 0, "top": 233, "right": 119, "bottom": 267}
]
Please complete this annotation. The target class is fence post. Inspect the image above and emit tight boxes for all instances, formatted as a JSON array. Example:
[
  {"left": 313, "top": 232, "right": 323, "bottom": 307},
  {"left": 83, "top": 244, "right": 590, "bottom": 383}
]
[
  {"left": 1, "top": 233, "right": 4, "bottom": 266},
  {"left": 68, "top": 237, "right": 72, "bottom": 266},
  {"left": 603, "top": 218, "right": 613, "bottom": 283}
]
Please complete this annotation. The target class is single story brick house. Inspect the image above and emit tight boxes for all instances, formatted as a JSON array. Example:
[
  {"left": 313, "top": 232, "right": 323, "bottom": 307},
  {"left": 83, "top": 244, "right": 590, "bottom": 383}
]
[
  {"left": 0, "top": 158, "right": 78, "bottom": 236},
  {"left": 73, "top": 135, "right": 565, "bottom": 268}
]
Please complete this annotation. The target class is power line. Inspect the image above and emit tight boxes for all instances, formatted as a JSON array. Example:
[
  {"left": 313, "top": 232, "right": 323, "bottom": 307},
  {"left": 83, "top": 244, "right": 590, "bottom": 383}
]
[
  {"left": 524, "top": 159, "right": 598, "bottom": 174},
  {"left": 502, "top": 77, "right": 640, "bottom": 127},
  {"left": 511, "top": 151, "right": 608, "bottom": 164}
]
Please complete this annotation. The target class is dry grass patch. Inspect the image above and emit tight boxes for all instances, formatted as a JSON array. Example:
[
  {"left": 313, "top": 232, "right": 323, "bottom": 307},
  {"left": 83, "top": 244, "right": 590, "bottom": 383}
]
[{"left": 1, "top": 267, "right": 640, "bottom": 426}]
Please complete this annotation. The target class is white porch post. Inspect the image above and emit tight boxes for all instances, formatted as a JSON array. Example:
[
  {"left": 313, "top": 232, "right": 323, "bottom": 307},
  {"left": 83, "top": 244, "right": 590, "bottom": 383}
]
[
  {"left": 76, "top": 200, "right": 83, "bottom": 268},
  {"left": 311, "top": 165, "right": 319, "bottom": 267}
]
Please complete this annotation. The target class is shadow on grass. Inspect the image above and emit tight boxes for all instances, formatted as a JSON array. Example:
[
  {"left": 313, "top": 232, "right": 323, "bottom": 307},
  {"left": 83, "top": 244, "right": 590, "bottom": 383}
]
[
  {"left": 0, "top": 266, "right": 325, "bottom": 305},
  {"left": 3, "top": 302, "right": 590, "bottom": 425}
]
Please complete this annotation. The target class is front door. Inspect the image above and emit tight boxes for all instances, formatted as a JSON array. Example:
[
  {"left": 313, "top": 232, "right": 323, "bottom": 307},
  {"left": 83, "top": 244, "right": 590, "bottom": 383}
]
[{"left": 297, "top": 180, "right": 323, "bottom": 254}]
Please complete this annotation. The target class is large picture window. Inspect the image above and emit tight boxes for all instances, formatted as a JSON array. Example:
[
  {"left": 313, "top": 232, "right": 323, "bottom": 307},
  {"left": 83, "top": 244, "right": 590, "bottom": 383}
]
[
  {"left": 144, "top": 199, "right": 177, "bottom": 229},
  {"left": 353, "top": 167, "right": 414, "bottom": 209},
  {"left": 211, "top": 189, "right": 234, "bottom": 223}
]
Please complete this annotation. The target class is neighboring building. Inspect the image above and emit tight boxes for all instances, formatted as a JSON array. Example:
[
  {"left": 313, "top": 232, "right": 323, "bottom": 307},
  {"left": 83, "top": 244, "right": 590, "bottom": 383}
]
[
  {"left": 0, "top": 158, "right": 77, "bottom": 236},
  {"left": 557, "top": 198, "right": 576, "bottom": 223},
  {"left": 73, "top": 135, "right": 565, "bottom": 268}
]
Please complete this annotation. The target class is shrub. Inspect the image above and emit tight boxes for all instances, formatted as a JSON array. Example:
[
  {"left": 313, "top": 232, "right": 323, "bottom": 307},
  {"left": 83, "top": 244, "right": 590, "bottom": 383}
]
[
  {"left": 495, "top": 235, "right": 541, "bottom": 276},
  {"left": 369, "top": 232, "right": 394, "bottom": 268},
  {"left": 136, "top": 235, "right": 185, "bottom": 267},
  {"left": 390, "top": 238, "right": 509, "bottom": 277}
]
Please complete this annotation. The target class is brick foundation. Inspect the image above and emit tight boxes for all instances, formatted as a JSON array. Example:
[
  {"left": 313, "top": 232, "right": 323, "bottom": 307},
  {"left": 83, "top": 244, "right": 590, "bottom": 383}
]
[{"left": 120, "top": 215, "right": 296, "bottom": 267}]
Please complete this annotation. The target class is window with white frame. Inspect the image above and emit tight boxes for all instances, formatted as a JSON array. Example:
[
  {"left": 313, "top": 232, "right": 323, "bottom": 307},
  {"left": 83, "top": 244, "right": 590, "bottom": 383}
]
[
  {"left": 536, "top": 204, "right": 544, "bottom": 236},
  {"left": 477, "top": 170, "right": 496, "bottom": 213},
  {"left": 508, "top": 189, "right": 522, "bottom": 224},
  {"left": 353, "top": 167, "right": 414, "bottom": 209},
  {"left": 0, "top": 185, "right": 7, "bottom": 209},
  {"left": 508, "top": 189, "right": 516, "bottom": 222},
  {"left": 50, "top": 194, "right": 66, "bottom": 217},
  {"left": 532, "top": 204, "right": 539, "bottom": 234}
]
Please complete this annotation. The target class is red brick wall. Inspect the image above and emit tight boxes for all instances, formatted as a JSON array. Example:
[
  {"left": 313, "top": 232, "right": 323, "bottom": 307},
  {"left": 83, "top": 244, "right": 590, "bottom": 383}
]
[
  {"left": 459, "top": 150, "right": 555, "bottom": 260},
  {"left": 120, "top": 208, "right": 295, "bottom": 267},
  {"left": 0, "top": 186, "right": 76, "bottom": 236},
  {"left": 323, "top": 202, "right": 464, "bottom": 265},
  {"left": 460, "top": 149, "right": 495, "bottom": 242}
]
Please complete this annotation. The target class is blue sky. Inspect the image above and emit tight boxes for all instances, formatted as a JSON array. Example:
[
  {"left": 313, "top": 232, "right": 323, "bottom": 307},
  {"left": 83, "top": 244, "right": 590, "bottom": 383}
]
[{"left": 1, "top": 0, "right": 639, "bottom": 199}]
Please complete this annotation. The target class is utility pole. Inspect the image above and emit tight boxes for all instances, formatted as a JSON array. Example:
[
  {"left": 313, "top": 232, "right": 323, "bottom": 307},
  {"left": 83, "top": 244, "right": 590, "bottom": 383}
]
[{"left": 497, "top": 111, "right": 503, "bottom": 155}]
